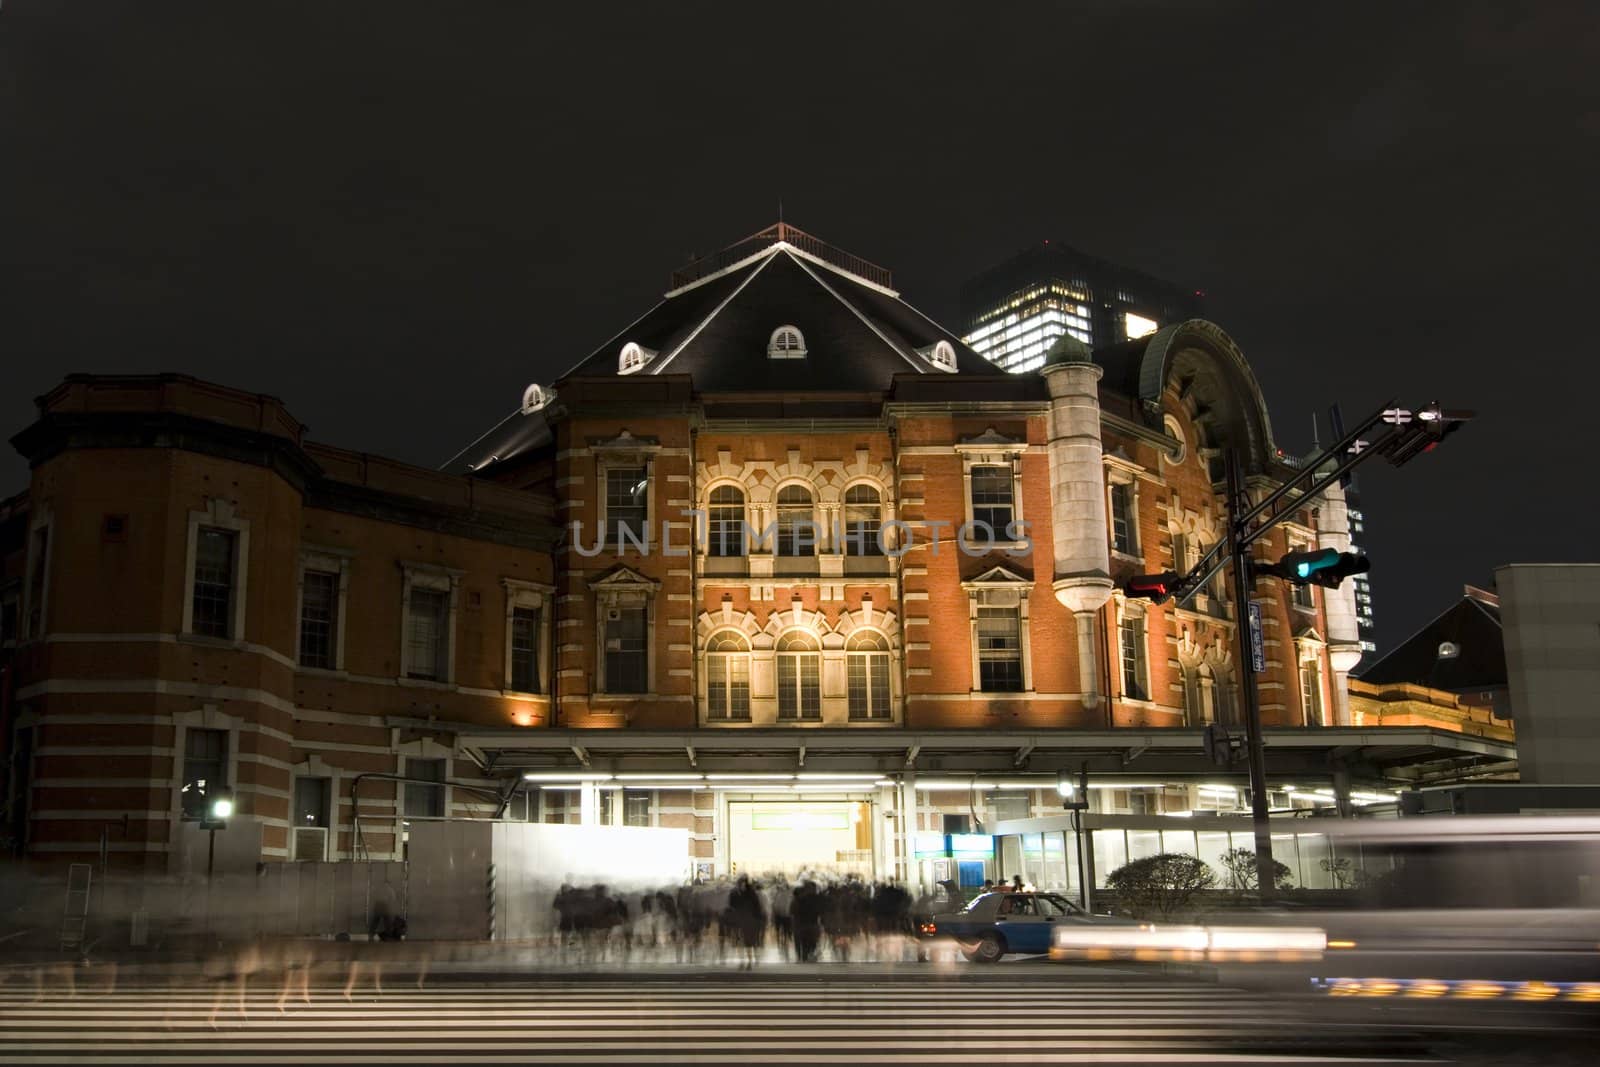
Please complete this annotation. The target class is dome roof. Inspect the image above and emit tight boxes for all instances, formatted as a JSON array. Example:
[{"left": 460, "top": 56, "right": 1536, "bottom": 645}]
[{"left": 1040, "top": 333, "right": 1094, "bottom": 367}]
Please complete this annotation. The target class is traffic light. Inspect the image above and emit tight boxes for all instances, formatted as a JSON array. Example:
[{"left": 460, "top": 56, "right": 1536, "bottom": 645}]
[
  {"left": 1257, "top": 548, "right": 1369, "bottom": 589},
  {"left": 1381, "top": 404, "right": 1474, "bottom": 467},
  {"left": 1123, "top": 571, "right": 1181, "bottom": 604}
]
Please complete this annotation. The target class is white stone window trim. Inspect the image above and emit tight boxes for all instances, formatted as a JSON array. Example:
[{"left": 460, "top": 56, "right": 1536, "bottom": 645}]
[
  {"left": 692, "top": 604, "right": 901, "bottom": 727},
  {"left": 960, "top": 568, "right": 1033, "bottom": 696},
  {"left": 595, "top": 448, "right": 656, "bottom": 555},
  {"left": 399, "top": 562, "right": 463, "bottom": 687},
  {"left": 772, "top": 478, "right": 821, "bottom": 556},
  {"left": 171, "top": 706, "right": 241, "bottom": 831},
  {"left": 296, "top": 547, "right": 352, "bottom": 673},
  {"left": 838, "top": 477, "right": 895, "bottom": 554},
  {"left": 700, "top": 479, "right": 750, "bottom": 556},
  {"left": 618, "top": 341, "right": 658, "bottom": 375},
  {"left": 702, "top": 627, "right": 754, "bottom": 721},
  {"left": 181, "top": 498, "right": 250, "bottom": 643},
  {"left": 1162, "top": 413, "right": 1188, "bottom": 466},
  {"left": 590, "top": 568, "right": 660, "bottom": 698},
  {"left": 291, "top": 754, "right": 344, "bottom": 861},
  {"left": 956, "top": 440, "right": 1027, "bottom": 546},
  {"left": 1295, "top": 633, "right": 1328, "bottom": 727},
  {"left": 767, "top": 325, "right": 807, "bottom": 359},
  {"left": 1113, "top": 595, "right": 1153, "bottom": 704},
  {"left": 1104, "top": 460, "right": 1143, "bottom": 560},
  {"left": 1284, "top": 535, "right": 1320, "bottom": 614},
  {"left": 503, "top": 578, "right": 555, "bottom": 696},
  {"left": 21, "top": 505, "right": 53, "bottom": 643},
  {"left": 845, "top": 628, "right": 897, "bottom": 720},
  {"left": 774, "top": 628, "right": 824, "bottom": 719}
]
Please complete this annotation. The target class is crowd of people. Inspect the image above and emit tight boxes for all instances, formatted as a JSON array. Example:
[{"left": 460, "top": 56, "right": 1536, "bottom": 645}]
[{"left": 551, "top": 872, "right": 949, "bottom": 966}]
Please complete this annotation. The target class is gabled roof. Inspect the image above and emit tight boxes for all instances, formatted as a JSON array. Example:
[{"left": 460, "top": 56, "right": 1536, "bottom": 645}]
[
  {"left": 559, "top": 227, "right": 1000, "bottom": 391},
  {"left": 1357, "top": 588, "right": 1506, "bottom": 692}
]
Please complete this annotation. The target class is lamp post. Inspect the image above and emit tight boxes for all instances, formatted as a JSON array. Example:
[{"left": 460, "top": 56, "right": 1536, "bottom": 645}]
[
  {"left": 199, "top": 790, "right": 233, "bottom": 937},
  {"left": 1058, "top": 767, "right": 1091, "bottom": 913},
  {"left": 203, "top": 792, "right": 233, "bottom": 879}
]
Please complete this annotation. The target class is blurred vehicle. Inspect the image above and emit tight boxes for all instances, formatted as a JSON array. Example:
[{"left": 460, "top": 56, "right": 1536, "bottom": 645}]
[
  {"left": 1200, "top": 816, "right": 1600, "bottom": 1010},
  {"left": 928, "top": 890, "right": 1131, "bottom": 962},
  {"left": 913, "top": 880, "right": 965, "bottom": 943}
]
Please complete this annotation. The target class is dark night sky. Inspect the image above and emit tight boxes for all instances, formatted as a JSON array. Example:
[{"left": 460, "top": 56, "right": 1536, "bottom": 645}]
[{"left": 2, "top": 2, "right": 1596, "bottom": 654}]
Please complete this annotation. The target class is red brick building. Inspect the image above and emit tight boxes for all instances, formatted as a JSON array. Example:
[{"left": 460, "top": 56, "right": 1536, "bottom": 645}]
[{"left": 1, "top": 224, "right": 1512, "bottom": 882}]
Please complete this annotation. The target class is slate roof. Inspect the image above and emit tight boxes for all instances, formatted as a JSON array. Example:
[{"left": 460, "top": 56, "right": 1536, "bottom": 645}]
[
  {"left": 560, "top": 235, "right": 1000, "bottom": 390},
  {"left": 1356, "top": 590, "right": 1507, "bottom": 692},
  {"left": 450, "top": 227, "right": 1034, "bottom": 474}
]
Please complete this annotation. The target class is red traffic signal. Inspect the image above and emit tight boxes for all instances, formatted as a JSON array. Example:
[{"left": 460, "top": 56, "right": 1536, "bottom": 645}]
[{"left": 1124, "top": 571, "right": 1181, "bottom": 604}]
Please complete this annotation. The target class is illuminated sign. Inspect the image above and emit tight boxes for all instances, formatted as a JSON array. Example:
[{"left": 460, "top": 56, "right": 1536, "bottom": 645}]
[
  {"left": 914, "top": 833, "right": 950, "bottom": 858},
  {"left": 751, "top": 809, "right": 849, "bottom": 831},
  {"left": 949, "top": 833, "right": 994, "bottom": 856}
]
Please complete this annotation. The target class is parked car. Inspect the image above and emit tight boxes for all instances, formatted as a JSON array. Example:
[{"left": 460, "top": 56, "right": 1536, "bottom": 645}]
[{"left": 927, "top": 890, "right": 1132, "bottom": 962}]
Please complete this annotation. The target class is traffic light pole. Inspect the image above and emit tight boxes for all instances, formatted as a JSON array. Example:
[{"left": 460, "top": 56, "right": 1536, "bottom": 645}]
[
  {"left": 1119, "top": 397, "right": 1470, "bottom": 901},
  {"left": 1226, "top": 450, "right": 1277, "bottom": 900}
]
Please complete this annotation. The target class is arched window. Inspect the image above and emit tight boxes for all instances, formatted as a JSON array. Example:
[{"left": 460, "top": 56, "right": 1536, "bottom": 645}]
[
  {"left": 775, "top": 485, "right": 816, "bottom": 557},
  {"left": 843, "top": 484, "right": 883, "bottom": 556},
  {"left": 705, "top": 631, "right": 751, "bottom": 721},
  {"left": 618, "top": 342, "right": 657, "bottom": 375},
  {"left": 767, "top": 325, "right": 807, "bottom": 360},
  {"left": 521, "top": 383, "right": 553, "bottom": 414},
  {"left": 706, "top": 485, "right": 745, "bottom": 557},
  {"left": 846, "top": 630, "right": 892, "bottom": 720},
  {"left": 776, "top": 631, "right": 821, "bottom": 720},
  {"left": 917, "top": 340, "right": 958, "bottom": 372}
]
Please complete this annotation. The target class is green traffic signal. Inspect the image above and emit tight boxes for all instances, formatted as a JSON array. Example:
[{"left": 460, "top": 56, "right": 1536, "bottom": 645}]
[{"left": 1259, "top": 548, "right": 1369, "bottom": 589}]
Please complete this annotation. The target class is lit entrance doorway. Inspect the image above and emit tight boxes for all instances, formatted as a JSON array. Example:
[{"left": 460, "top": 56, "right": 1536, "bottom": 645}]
[{"left": 727, "top": 800, "right": 873, "bottom": 880}]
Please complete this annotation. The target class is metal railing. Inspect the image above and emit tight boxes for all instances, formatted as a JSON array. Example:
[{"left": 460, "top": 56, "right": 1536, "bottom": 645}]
[{"left": 669, "top": 222, "right": 894, "bottom": 290}]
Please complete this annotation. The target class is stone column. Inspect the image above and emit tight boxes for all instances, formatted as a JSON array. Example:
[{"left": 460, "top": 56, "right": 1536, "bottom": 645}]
[
  {"left": 1318, "top": 480, "right": 1364, "bottom": 725},
  {"left": 1041, "top": 336, "right": 1115, "bottom": 707}
]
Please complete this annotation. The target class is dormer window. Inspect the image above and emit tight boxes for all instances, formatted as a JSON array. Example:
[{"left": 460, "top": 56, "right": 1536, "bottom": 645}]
[
  {"left": 521, "top": 383, "right": 553, "bottom": 413},
  {"left": 917, "top": 340, "right": 958, "bottom": 372},
  {"left": 767, "top": 326, "right": 807, "bottom": 360},
  {"left": 618, "top": 342, "right": 657, "bottom": 375}
]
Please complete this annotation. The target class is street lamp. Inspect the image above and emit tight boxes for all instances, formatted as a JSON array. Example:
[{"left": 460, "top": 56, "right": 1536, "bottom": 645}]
[{"left": 201, "top": 789, "right": 233, "bottom": 880}]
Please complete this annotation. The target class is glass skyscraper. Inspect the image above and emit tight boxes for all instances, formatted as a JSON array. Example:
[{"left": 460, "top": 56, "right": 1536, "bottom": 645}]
[{"left": 961, "top": 241, "right": 1202, "bottom": 373}]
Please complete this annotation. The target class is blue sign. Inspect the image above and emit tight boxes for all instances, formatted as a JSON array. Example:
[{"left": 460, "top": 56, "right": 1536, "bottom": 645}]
[
  {"left": 1247, "top": 601, "right": 1265, "bottom": 674},
  {"left": 949, "top": 833, "right": 994, "bottom": 857}
]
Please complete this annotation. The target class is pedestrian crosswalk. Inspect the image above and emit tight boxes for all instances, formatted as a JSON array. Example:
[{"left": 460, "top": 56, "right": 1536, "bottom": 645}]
[{"left": 0, "top": 975, "right": 1433, "bottom": 1063}]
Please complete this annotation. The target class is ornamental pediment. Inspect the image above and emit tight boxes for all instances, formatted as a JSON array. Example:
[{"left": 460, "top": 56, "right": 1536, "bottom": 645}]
[
  {"left": 953, "top": 426, "right": 1024, "bottom": 452},
  {"left": 960, "top": 562, "right": 1033, "bottom": 588},
  {"left": 588, "top": 430, "right": 661, "bottom": 454},
  {"left": 586, "top": 564, "right": 660, "bottom": 591}
]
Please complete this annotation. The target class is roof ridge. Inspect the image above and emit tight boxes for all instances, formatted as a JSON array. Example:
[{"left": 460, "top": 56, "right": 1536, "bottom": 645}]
[
  {"left": 649, "top": 251, "right": 779, "bottom": 375},
  {"left": 783, "top": 250, "right": 926, "bottom": 374}
]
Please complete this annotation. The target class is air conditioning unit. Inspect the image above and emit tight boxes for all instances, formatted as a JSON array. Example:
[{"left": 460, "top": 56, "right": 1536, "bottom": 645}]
[{"left": 292, "top": 826, "right": 328, "bottom": 862}]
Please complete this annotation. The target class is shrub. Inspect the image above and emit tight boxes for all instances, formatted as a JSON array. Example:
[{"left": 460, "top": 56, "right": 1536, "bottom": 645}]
[
  {"left": 1105, "top": 853, "right": 1215, "bottom": 919},
  {"left": 1220, "top": 847, "right": 1294, "bottom": 891}
]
